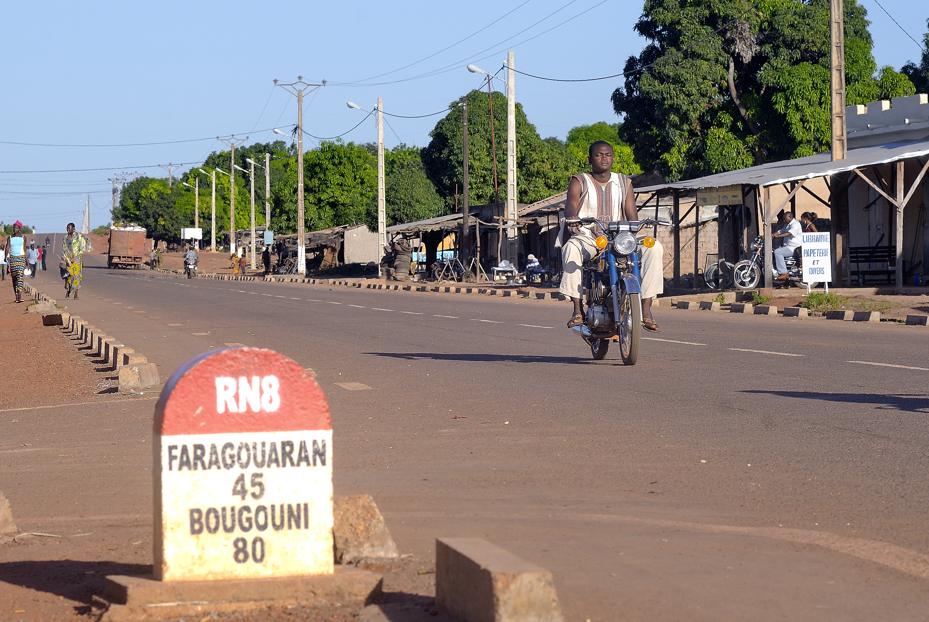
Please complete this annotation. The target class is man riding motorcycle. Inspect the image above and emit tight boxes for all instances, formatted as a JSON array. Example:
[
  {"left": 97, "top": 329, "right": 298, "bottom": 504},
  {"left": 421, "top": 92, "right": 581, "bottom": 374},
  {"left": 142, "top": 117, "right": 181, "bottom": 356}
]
[
  {"left": 558, "top": 141, "right": 664, "bottom": 331},
  {"left": 184, "top": 245, "right": 198, "bottom": 276}
]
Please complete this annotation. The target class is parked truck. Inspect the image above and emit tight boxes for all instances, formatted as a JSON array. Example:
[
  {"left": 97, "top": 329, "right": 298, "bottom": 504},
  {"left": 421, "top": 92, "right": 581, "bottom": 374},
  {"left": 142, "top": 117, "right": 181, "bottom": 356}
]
[{"left": 107, "top": 226, "right": 147, "bottom": 268}]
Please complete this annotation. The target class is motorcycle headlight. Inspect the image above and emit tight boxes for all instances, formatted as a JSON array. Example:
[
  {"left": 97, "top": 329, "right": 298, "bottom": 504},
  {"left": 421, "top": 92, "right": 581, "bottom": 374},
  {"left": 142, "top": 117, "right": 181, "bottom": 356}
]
[{"left": 612, "top": 232, "right": 637, "bottom": 255}]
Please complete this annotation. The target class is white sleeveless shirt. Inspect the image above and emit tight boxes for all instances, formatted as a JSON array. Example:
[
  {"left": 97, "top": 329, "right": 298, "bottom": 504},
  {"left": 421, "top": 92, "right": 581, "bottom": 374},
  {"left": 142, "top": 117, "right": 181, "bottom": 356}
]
[{"left": 575, "top": 172, "right": 627, "bottom": 222}]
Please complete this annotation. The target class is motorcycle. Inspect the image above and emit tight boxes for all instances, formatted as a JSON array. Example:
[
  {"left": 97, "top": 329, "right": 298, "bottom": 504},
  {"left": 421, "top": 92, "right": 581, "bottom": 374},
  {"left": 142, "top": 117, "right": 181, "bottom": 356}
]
[
  {"left": 185, "top": 259, "right": 198, "bottom": 279},
  {"left": 573, "top": 218, "right": 657, "bottom": 365},
  {"left": 732, "top": 236, "right": 801, "bottom": 290}
]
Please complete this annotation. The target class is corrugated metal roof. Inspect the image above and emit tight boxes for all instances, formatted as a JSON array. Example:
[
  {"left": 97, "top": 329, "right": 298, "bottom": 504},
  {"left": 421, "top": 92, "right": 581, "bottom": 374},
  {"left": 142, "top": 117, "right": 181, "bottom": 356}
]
[
  {"left": 636, "top": 135, "right": 929, "bottom": 193},
  {"left": 387, "top": 212, "right": 468, "bottom": 234}
]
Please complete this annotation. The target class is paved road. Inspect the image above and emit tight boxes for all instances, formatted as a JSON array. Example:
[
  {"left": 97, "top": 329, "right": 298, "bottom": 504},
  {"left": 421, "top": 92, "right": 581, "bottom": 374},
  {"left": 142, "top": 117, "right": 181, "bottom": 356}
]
[{"left": 25, "top": 258, "right": 929, "bottom": 620}]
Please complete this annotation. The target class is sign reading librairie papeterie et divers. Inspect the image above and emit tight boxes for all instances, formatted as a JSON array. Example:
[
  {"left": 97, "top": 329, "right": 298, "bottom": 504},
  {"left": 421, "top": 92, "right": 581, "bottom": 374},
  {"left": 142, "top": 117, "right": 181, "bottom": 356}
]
[
  {"left": 154, "top": 348, "right": 333, "bottom": 581},
  {"left": 801, "top": 232, "right": 832, "bottom": 284}
]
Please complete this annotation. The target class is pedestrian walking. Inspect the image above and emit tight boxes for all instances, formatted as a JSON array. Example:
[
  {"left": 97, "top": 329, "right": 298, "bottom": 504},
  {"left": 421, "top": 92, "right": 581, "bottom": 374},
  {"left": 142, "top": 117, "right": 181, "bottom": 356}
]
[
  {"left": 262, "top": 246, "right": 271, "bottom": 275},
  {"left": 61, "top": 222, "right": 87, "bottom": 299},
  {"left": 40, "top": 242, "right": 47, "bottom": 271},
  {"left": 238, "top": 254, "right": 247, "bottom": 276},
  {"left": 26, "top": 241, "right": 39, "bottom": 279},
  {"left": 5, "top": 221, "right": 27, "bottom": 303},
  {"left": 0, "top": 243, "right": 6, "bottom": 282}
]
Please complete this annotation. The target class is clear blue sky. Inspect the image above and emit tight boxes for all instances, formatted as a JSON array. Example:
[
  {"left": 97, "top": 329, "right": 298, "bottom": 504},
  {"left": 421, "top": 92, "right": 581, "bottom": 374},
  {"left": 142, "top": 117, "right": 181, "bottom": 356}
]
[{"left": 1, "top": 0, "right": 926, "bottom": 231}]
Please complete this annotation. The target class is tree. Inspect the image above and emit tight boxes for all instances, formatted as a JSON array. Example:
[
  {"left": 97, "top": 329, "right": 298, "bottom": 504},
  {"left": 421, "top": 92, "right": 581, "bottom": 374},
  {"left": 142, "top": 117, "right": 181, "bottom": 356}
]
[
  {"left": 423, "top": 89, "right": 568, "bottom": 209},
  {"left": 385, "top": 146, "right": 444, "bottom": 225},
  {"left": 303, "top": 141, "right": 377, "bottom": 230},
  {"left": 901, "top": 19, "right": 929, "bottom": 93},
  {"left": 613, "top": 0, "right": 916, "bottom": 180},
  {"left": 114, "top": 177, "right": 188, "bottom": 242}
]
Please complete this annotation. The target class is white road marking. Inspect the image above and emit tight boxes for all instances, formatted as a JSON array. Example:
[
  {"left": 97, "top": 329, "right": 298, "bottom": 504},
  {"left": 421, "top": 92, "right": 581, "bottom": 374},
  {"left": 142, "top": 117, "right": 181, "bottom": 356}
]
[
  {"left": 848, "top": 360, "right": 929, "bottom": 371},
  {"left": 273, "top": 295, "right": 286, "bottom": 299},
  {"left": 260, "top": 293, "right": 273, "bottom": 297},
  {"left": 335, "top": 382, "right": 372, "bottom": 391},
  {"left": 371, "top": 307, "right": 394, "bottom": 312},
  {"left": 327, "top": 301, "right": 343, "bottom": 305},
  {"left": 289, "top": 297, "right": 302, "bottom": 301},
  {"left": 347, "top": 304, "right": 366, "bottom": 308},
  {"left": 643, "top": 337, "right": 706, "bottom": 346},
  {"left": 399, "top": 311, "right": 423, "bottom": 315},
  {"left": 236, "top": 290, "right": 247, "bottom": 293},
  {"left": 433, "top": 314, "right": 458, "bottom": 319},
  {"left": 192, "top": 332, "right": 210, "bottom": 336},
  {"left": 729, "top": 347, "right": 803, "bottom": 357},
  {"left": 168, "top": 323, "right": 182, "bottom": 327},
  {"left": 471, "top": 319, "right": 503, "bottom": 324},
  {"left": 224, "top": 342, "right": 246, "bottom": 347},
  {"left": 518, "top": 324, "right": 553, "bottom": 329}
]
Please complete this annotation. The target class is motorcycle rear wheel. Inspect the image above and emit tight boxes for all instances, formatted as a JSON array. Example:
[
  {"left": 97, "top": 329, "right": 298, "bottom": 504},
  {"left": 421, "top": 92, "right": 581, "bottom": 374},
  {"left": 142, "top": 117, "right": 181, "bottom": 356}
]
[
  {"left": 732, "top": 260, "right": 761, "bottom": 290},
  {"left": 618, "top": 290, "right": 641, "bottom": 365}
]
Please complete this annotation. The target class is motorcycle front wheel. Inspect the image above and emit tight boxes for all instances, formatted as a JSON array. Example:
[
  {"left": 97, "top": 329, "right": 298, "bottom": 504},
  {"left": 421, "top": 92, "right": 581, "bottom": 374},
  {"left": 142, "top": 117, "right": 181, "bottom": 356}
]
[
  {"left": 618, "top": 289, "right": 641, "bottom": 365},
  {"left": 732, "top": 260, "right": 761, "bottom": 290},
  {"left": 589, "top": 338, "right": 609, "bottom": 360}
]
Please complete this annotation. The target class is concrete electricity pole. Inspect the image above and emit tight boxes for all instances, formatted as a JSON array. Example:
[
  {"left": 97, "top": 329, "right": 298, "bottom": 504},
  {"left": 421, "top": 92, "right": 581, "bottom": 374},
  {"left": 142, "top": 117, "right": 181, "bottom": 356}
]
[
  {"left": 198, "top": 168, "right": 216, "bottom": 252},
  {"left": 376, "top": 96, "right": 386, "bottom": 258},
  {"left": 830, "top": 0, "right": 847, "bottom": 161},
  {"left": 505, "top": 50, "right": 518, "bottom": 262},
  {"left": 218, "top": 135, "right": 248, "bottom": 254},
  {"left": 275, "top": 77, "right": 325, "bottom": 276},
  {"left": 264, "top": 152, "right": 271, "bottom": 228},
  {"left": 461, "top": 101, "right": 470, "bottom": 270},
  {"left": 248, "top": 160, "right": 257, "bottom": 269}
]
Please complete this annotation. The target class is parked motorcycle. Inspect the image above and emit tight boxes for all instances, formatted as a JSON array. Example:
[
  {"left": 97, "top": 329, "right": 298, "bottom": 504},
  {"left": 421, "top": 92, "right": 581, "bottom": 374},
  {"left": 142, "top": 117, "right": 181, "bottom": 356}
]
[
  {"left": 732, "top": 236, "right": 801, "bottom": 289},
  {"left": 185, "top": 259, "right": 198, "bottom": 279},
  {"left": 572, "top": 218, "right": 657, "bottom": 365}
]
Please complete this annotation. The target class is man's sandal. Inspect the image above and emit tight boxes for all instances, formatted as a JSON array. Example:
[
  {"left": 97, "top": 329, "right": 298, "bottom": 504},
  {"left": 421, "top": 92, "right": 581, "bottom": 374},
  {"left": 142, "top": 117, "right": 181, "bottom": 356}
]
[
  {"left": 566, "top": 314, "right": 584, "bottom": 328},
  {"left": 642, "top": 318, "right": 659, "bottom": 332}
]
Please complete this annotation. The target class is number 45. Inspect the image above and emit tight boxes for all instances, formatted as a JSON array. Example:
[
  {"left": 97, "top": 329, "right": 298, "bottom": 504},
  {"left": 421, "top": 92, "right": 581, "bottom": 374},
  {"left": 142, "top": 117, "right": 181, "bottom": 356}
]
[{"left": 232, "top": 473, "right": 265, "bottom": 500}]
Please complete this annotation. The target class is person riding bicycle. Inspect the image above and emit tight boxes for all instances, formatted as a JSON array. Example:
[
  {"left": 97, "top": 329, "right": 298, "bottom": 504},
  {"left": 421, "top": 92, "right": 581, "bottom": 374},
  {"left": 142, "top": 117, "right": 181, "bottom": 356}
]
[{"left": 558, "top": 141, "right": 664, "bottom": 331}]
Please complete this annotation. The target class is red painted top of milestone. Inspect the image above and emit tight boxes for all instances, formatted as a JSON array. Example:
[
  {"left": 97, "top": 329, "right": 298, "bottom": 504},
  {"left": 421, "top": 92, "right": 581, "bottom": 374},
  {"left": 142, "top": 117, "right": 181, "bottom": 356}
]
[{"left": 155, "top": 348, "right": 330, "bottom": 435}]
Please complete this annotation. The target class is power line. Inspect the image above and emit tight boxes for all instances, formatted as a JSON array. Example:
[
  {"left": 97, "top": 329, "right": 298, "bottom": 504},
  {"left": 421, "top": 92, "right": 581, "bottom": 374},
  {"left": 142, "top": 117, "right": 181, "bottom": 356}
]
[
  {"left": 331, "top": 0, "right": 586, "bottom": 87},
  {"left": 505, "top": 65, "right": 624, "bottom": 82},
  {"left": 0, "top": 160, "right": 202, "bottom": 174},
  {"left": 0, "top": 189, "right": 111, "bottom": 196},
  {"left": 331, "top": 0, "right": 534, "bottom": 85},
  {"left": 302, "top": 110, "right": 375, "bottom": 141},
  {"left": 0, "top": 127, "right": 280, "bottom": 148},
  {"left": 382, "top": 106, "right": 456, "bottom": 119},
  {"left": 870, "top": 0, "right": 927, "bottom": 53}
]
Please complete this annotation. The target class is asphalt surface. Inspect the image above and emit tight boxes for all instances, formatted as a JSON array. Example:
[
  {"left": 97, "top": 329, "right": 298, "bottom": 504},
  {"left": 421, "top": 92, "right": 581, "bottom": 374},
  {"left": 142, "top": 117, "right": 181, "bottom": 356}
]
[{"left": 18, "top": 257, "right": 929, "bottom": 620}]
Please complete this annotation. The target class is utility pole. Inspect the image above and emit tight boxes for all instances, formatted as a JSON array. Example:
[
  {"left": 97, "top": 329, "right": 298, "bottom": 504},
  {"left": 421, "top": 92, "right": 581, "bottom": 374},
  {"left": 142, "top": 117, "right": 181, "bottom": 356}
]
[
  {"left": 461, "top": 100, "right": 470, "bottom": 272},
  {"left": 505, "top": 49, "right": 518, "bottom": 263},
  {"left": 376, "top": 96, "right": 386, "bottom": 263},
  {"left": 210, "top": 170, "right": 217, "bottom": 252},
  {"left": 249, "top": 159, "right": 256, "bottom": 270},
  {"left": 218, "top": 136, "right": 247, "bottom": 254},
  {"left": 275, "top": 77, "right": 325, "bottom": 276},
  {"left": 264, "top": 152, "right": 271, "bottom": 228},
  {"left": 194, "top": 177, "right": 199, "bottom": 229},
  {"left": 82, "top": 196, "right": 90, "bottom": 235},
  {"left": 830, "top": 0, "right": 847, "bottom": 161}
]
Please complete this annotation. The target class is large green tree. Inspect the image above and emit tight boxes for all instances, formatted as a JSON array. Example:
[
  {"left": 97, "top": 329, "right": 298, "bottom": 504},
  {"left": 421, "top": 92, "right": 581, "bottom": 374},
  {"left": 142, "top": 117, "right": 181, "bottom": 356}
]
[
  {"left": 303, "top": 141, "right": 377, "bottom": 230},
  {"left": 902, "top": 19, "right": 929, "bottom": 93},
  {"left": 613, "top": 0, "right": 915, "bottom": 181},
  {"left": 423, "top": 89, "right": 568, "bottom": 208},
  {"left": 386, "top": 146, "right": 444, "bottom": 224},
  {"left": 565, "top": 122, "right": 642, "bottom": 175},
  {"left": 114, "top": 177, "right": 188, "bottom": 242}
]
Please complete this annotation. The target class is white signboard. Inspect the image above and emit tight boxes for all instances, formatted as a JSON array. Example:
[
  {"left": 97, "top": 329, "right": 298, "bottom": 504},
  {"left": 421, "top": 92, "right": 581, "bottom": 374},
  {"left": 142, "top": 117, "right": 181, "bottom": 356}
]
[
  {"left": 801, "top": 232, "right": 832, "bottom": 284},
  {"left": 182, "top": 227, "right": 203, "bottom": 240}
]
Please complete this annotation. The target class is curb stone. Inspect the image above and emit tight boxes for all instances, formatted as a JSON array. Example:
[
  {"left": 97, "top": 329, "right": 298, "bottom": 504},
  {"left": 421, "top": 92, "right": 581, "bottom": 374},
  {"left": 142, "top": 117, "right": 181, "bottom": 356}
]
[
  {"left": 754, "top": 305, "right": 778, "bottom": 316},
  {"left": 730, "top": 303, "right": 753, "bottom": 314},
  {"left": 826, "top": 309, "right": 854, "bottom": 321},
  {"left": 783, "top": 307, "right": 809, "bottom": 318}
]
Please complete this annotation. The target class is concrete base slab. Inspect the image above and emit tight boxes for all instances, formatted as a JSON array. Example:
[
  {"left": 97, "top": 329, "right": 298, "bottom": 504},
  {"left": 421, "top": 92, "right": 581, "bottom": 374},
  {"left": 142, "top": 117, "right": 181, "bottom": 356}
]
[
  {"left": 436, "top": 537, "right": 563, "bottom": 622},
  {"left": 101, "top": 567, "right": 382, "bottom": 621}
]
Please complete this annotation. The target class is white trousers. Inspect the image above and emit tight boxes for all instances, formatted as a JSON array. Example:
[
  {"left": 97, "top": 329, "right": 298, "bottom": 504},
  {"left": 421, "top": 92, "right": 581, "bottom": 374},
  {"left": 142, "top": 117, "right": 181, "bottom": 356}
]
[{"left": 559, "top": 234, "right": 664, "bottom": 300}]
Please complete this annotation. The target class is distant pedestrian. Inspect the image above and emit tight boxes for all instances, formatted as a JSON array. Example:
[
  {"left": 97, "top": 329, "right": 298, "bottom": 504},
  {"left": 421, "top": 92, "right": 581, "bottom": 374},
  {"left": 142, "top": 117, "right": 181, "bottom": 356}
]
[
  {"left": 238, "top": 254, "right": 247, "bottom": 276},
  {"left": 230, "top": 253, "right": 239, "bottom": 275},
  {"left": 61, "top": 222, "right": 87, "bottom": 299},
  {"left": 5, "top": 221, "right": 27, "bottom": 303},
  {"left": 0, "top": 243, "right": 6, "bottom": 282},
  {"left": 26, "top": 241, "right": 38, "bottom": 279},
  {"left": 40, "top": 243, "right": 47, "bottom": 271},
  {"left": 262, "top": 246, "right": 271, "bottom": 275}
]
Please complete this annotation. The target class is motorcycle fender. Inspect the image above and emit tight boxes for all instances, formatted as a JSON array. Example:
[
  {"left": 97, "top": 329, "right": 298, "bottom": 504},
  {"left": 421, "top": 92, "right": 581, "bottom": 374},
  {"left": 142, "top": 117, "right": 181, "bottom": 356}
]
[{"left": 620, "top": 274, "right": 641, "bottom": 295}]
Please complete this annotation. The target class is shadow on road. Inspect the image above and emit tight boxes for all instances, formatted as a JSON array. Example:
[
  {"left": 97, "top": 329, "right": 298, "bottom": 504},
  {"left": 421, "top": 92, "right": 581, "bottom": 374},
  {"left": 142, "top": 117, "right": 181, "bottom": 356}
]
[
  {"left": 367, "top": 351, "right": 597, "bottom": 365},
  {"left": 742, "top": 390, "right": 929, "bottom": 413},
  {"left": 0, "top": 559, "right": 149, "bottom": 613}
]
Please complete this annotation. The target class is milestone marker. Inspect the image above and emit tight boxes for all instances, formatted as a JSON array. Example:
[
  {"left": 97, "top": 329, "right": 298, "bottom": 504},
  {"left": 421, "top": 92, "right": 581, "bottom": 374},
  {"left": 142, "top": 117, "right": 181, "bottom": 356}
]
[{"left": 154, "top": 348, "right": 333, "bottom": 581}]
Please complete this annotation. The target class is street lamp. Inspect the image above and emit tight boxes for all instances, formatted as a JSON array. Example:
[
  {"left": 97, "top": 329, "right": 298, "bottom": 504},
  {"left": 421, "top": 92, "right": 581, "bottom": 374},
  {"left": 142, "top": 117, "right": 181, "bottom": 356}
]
[
  {"left": 345, "top": 98, "right": 386, "bottom": 271},
  {"left": 197, "top": 168, "right": 216, "bottom": 252}
]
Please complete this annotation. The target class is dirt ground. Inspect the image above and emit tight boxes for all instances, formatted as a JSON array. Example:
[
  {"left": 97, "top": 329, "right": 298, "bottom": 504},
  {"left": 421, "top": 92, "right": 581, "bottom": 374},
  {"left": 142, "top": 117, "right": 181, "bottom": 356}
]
[
  {"left": 0, "top": 294, "right": 105, "bottom": 409},
  {"left": 761, "top": 290, "right": 929, "bottom": 320}
]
